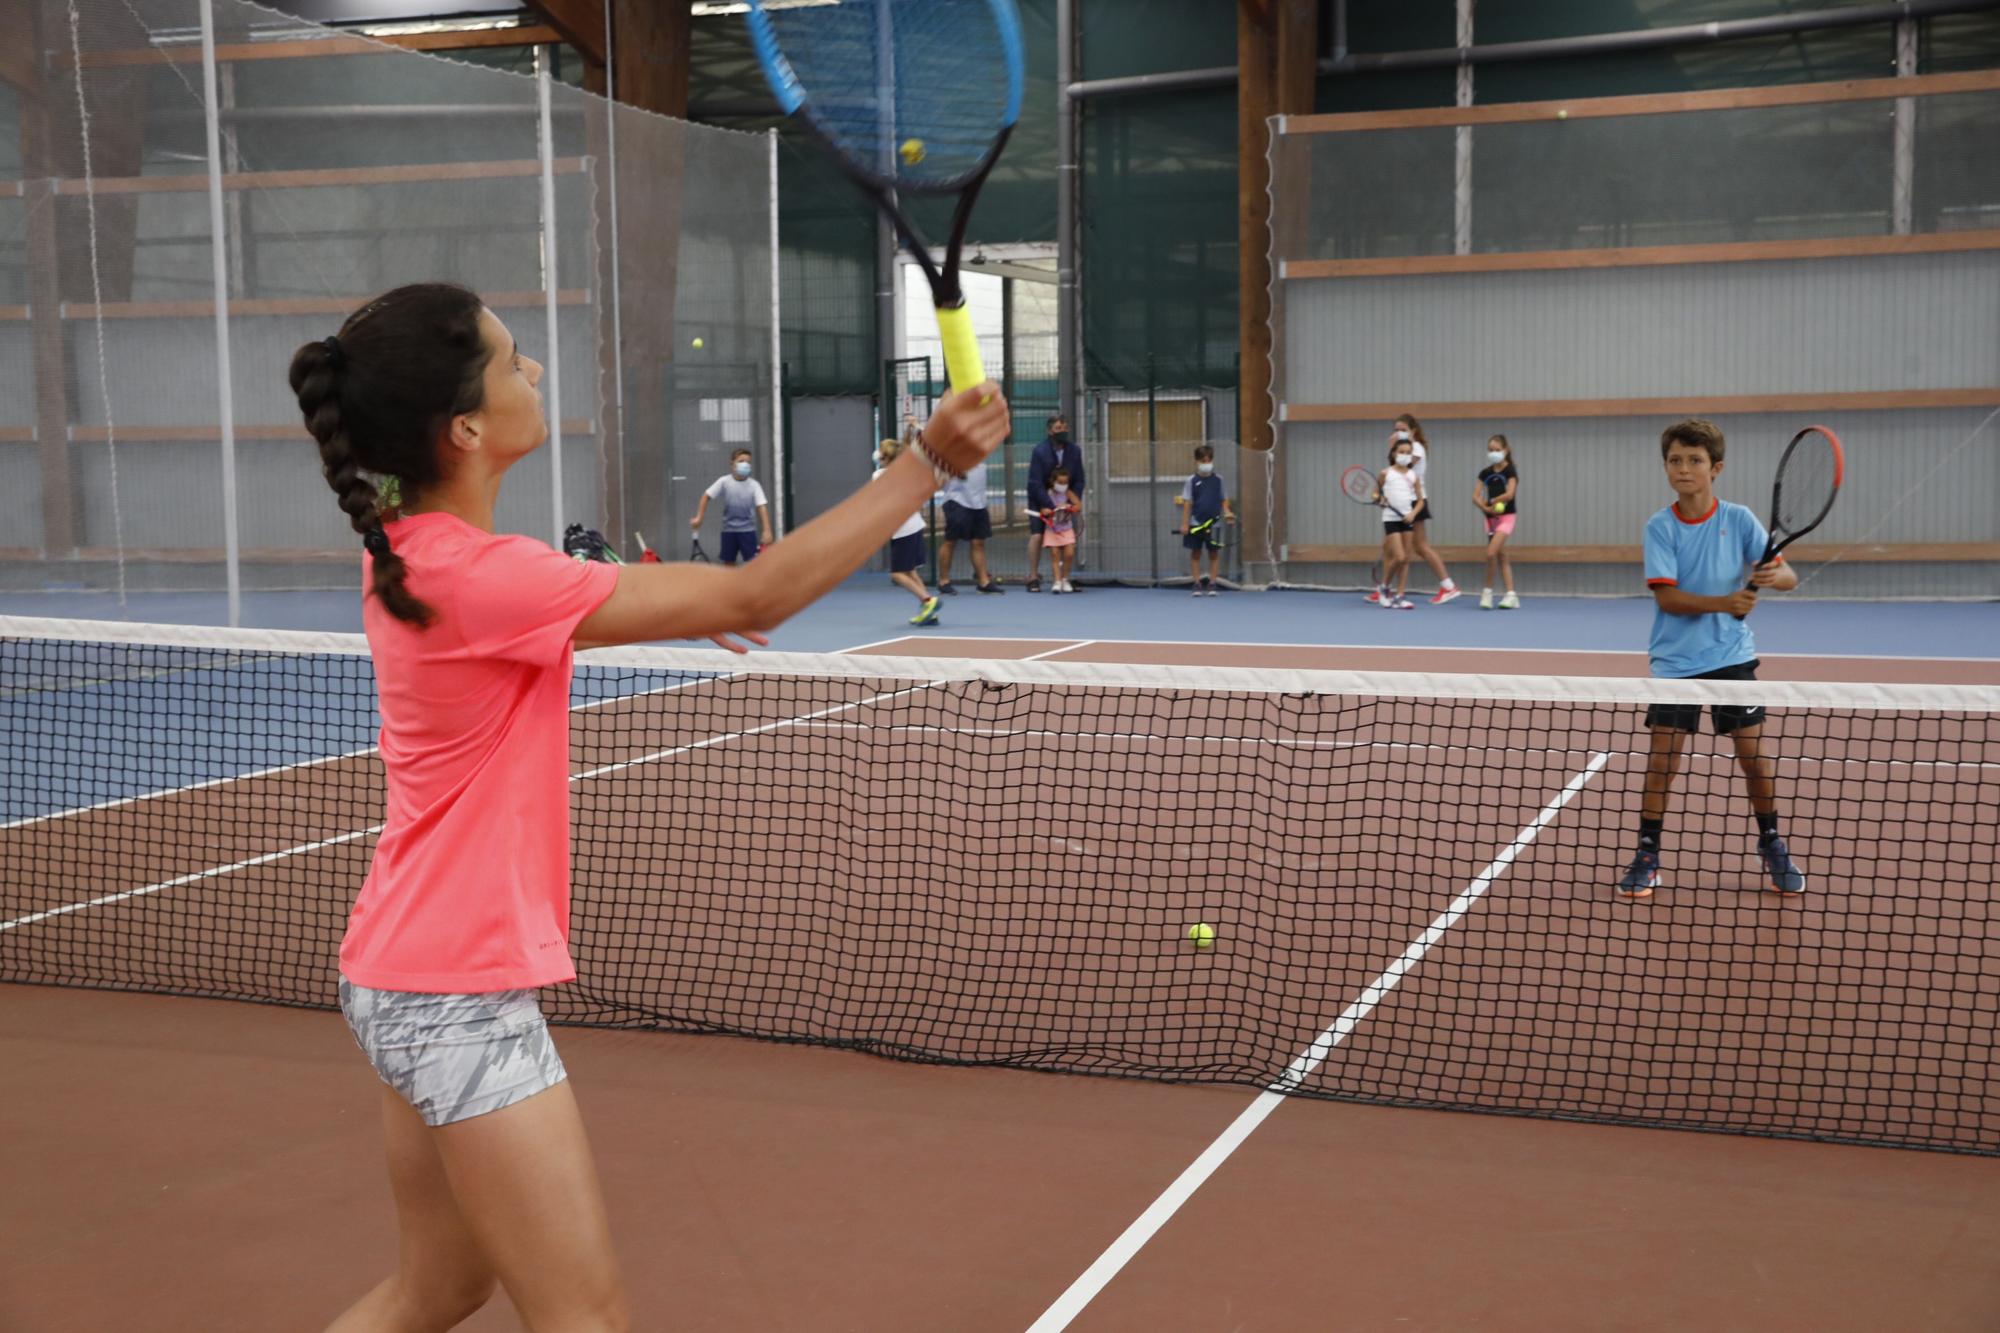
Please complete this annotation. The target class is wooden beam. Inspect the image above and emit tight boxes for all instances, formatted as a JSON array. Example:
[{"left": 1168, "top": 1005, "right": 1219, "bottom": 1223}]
[
  {"left": 58, "top": 290, "right": 590, "bottom": 321},
  {"left": 529, "top": 0, "right": 606, "bottom": 68},
  {"left": 610, "top": 0, "right": 691, "bottom": 120},
  {"left": 1238, "top": 0, "right": 1315, "bottom": 574},
  {"left": 64, "top": 419, "right": 595, "bottom": 443},
  {"left": 1288, "top": 543, "right": 2000, "bottom": 565},
  {"left": 1283, "top": 68, "right": 2000, "bottom": 135},
  {"left": 47, "top": 157, "right": 587, "bottom": 197},
  {"left": 71, "top": 25, "right": 567, "bottom": 69},
  {"left": 1284, "top": 230, "right": 2000, "bottom": 280},
  {"left": 0, "top": 0, "right": 38, "bottom": 96},
  {"left": 1284, "top": 389, "right": 2000, "bottom": 422}
]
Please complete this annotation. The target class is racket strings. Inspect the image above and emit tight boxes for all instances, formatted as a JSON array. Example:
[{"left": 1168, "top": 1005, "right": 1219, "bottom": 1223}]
[
  {"left": 764, "top": 0, "right": 1013, "bottom": 186},
  {"left": 1773, "top": 436, "right": 1839, "bottom": 535}
]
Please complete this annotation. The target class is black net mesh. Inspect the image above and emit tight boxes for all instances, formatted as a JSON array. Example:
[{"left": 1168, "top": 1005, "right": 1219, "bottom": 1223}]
[{"left": 7, "top": 618, "right": 1999, "bottom": 1153}]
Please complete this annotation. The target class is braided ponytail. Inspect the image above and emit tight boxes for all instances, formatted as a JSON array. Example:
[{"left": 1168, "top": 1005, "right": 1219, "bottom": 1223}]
[{"left": 288, "top": 284, "right": 490, "bottom": 628}]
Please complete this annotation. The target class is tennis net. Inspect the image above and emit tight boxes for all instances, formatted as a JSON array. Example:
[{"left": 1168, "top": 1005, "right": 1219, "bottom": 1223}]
[{"left": 4, "top": 616, "right": 1997, "bottom": 1153}]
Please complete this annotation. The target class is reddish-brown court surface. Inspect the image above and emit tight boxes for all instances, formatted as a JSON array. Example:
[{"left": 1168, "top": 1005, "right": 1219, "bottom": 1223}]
[{"left": 5, "top": 639, "right": 1998, "bottom": 1331}]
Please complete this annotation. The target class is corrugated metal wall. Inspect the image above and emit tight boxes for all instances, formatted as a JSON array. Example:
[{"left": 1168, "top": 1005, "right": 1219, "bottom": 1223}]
[
  {"left": 1286, "top": 407, "right": 2000, "bottom": 598},
  {"left": 1282, "top": 253, "right": 2000, "bottom": 405},
  {"left": 1277, "top": 247, "right": 2000, "bottom": 597}
]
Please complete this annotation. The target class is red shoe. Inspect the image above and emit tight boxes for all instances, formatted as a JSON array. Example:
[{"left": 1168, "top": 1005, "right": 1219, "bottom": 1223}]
[{"left": 1430, "top": 585, "right": 1463, "bottom": 605}]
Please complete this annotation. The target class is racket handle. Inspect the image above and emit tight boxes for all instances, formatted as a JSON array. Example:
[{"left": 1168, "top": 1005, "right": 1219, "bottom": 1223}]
[{"left": 936, "top": 301, "right": 988, "bottom": 399}]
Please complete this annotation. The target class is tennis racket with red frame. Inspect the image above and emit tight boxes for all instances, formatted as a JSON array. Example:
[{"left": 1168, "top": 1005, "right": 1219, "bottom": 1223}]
[{"left": 1735, "top": 425, "right": 1844, "bottom": 618}]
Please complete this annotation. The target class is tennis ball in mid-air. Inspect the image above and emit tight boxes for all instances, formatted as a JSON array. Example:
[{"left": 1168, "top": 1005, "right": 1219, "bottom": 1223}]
[
  {"left": 1493, "top": 501, "right": 1507, "bottom": 514},
  {"left": 1188, "top": 923, "right": 1216, "bottom": 950},
  {"left": 900, "top": 138, "right": 926, "bottom": 165}
]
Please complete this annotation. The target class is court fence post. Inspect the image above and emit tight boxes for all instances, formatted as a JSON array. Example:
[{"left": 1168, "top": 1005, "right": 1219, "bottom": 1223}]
[{"left": 1147, "top": 363, "right": 1159, "bottom": 584}]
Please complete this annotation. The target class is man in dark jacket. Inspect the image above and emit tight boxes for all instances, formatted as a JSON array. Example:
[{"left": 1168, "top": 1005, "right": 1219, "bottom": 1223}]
[{"left": 1025, "top": 415, "right": 1085, "bottom": 593}]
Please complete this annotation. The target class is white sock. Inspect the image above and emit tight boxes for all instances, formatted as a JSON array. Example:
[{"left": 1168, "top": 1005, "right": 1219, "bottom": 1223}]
[{"left": 1442, "top": 578, "right": 1457, "bottom": 591}]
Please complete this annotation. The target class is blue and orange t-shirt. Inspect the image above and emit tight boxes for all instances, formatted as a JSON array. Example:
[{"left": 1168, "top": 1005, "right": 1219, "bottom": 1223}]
[
  {"left": 345, "top": 511, "right": 619, "bottom": 993},
  {"left": 1642, "top": 497, "right": 1772, "bottom": 678}
]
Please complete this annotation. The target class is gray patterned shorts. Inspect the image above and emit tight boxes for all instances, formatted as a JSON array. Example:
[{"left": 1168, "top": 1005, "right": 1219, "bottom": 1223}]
[{"left": 339, "top": 978, "right": 568, "bottom": 1127}]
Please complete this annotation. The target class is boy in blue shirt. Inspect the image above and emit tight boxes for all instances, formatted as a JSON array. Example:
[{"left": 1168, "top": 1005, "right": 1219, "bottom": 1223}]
[
  {"left": 1619, "top": 419, "right": 1804, "bottom": 900},
  {"left": 1174, "top": 444, "right": 1234, "bottom": 595}
]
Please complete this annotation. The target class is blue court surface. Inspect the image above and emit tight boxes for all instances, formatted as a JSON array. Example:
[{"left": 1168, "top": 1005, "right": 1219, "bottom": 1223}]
[{"left": 5, "top": 579, "right": 1996, "bottom": 660}]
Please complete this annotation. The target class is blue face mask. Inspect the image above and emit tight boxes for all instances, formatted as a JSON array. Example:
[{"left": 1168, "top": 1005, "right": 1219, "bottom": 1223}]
[{"left": 733, "top": 461, "right": 752, "bottom": 480}]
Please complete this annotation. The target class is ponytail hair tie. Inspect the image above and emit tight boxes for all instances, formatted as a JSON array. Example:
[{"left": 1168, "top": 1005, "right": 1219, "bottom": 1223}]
[
  {"left": 322, "top": 334, "right": 345, "bottom": 368},
  {"left": 362, "top": 526, "right": 391, "bottom": 557}
]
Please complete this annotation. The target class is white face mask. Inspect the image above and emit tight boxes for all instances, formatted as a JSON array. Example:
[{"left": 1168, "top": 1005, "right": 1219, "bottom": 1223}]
[
  {"left": 1392, "top": 453, "right": 1412, "bottom": 467},
  {"left": 733, "top": 461, "right": 752, "bottom": 479},
  {"left": 1051, "top": 485, "right": 1069, "bottom": 498},
  {"left": 1487, "top": 451, "right": 1507, "bottom": 465},
  {"left": 1196, "top": 462, "right": 1214, "bottom": 475}
]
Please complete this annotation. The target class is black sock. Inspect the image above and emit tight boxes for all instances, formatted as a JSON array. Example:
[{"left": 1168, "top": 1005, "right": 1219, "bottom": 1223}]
[
  {"left": 1756, "top": 811, "right": 1780, "bottom": 839},
  {"left": 1638, "top": 818, "right": 1663, "bottom": 853}
]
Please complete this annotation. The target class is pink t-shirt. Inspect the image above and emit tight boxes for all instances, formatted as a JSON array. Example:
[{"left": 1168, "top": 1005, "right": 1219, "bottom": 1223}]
[{"left": 341, "top": 512, "right": 619, "bottom": 993}]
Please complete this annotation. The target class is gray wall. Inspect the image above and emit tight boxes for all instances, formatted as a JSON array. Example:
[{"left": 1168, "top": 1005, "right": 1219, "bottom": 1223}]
[{"left": 1279, "top": 252, "right": 2000, "bottom": 598}]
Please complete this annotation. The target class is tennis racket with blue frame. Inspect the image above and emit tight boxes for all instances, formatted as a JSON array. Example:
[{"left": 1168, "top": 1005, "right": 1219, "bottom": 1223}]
[{"left": 745, "top": 0, "right": 1025, "bottom": 397}]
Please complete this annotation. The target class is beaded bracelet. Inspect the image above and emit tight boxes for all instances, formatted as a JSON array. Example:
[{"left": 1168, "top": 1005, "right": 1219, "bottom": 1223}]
[{"left": 912, "top": 430, "right": 964, "bottom": 487}]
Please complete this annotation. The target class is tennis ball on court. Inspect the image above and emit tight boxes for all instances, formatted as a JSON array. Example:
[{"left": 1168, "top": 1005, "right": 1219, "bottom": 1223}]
[
  {"left": 1188, "top": 923, "right": 1216, "bottom": 950},
  {"left": 691, "top": 336, "right": 704, "bottom": 350},
  {"left": 900, "top": 138, "right": 926, "bottom": 165},
  {"left": 1556, "top": 109, "right": 1569, "bottom": 120}
]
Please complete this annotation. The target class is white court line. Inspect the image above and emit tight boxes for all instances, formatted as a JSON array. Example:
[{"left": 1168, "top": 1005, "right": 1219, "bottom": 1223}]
[
  {"left": 1, "top": 674, "right": 941, "bottom": 935},
  {"left": 1024, "top": 641, "right": 1096, "bottom": 661},
  {"left": 0, "top": 665, "right": 729, "bottom": 833},
  {"left": 1024, "top": 751, "right": 1612, "bottom": 1333}
]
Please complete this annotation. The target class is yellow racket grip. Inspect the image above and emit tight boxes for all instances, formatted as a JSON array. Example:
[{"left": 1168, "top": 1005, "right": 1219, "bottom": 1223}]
[{"left": 935, "top": 300, "right": 989, "bottom": 400}]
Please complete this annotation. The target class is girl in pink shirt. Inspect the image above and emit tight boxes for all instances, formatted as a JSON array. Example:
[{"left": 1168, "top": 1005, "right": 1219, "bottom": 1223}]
[{"left": 291, "top": 284, "right": 1009, "bottom": 1331}]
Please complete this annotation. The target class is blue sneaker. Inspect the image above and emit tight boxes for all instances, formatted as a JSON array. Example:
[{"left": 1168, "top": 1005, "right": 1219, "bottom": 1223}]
[
  {"left": 1760, "top": 834, "right": 1806, "bottom": 895},
  {"left": 909, "top": 595, "right": 941, "bottom": 627},
  {"left": 1616, "top": 849, "right": 1660, "bottom": 900}
]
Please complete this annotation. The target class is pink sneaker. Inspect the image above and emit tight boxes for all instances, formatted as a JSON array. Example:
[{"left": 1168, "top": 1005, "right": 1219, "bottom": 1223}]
[
  {"left": 1365, "top": 587, "right": 1387, "bottom": 604},
  {"left": 1430, "top": 585, "right": 1462, "bottom": 605}
]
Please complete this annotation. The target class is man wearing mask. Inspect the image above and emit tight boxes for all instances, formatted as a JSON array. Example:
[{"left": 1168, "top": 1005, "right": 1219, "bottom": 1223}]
[{"left": 1025, "top": 415, "right": 1085, "bottom": 593}]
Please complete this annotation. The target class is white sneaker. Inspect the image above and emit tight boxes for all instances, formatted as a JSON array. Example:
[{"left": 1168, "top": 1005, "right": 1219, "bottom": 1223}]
[
  {"left": 1479, "top": 588, "right": 1494, "bottom": 610},
  {"left": 1389, "top": 597, "right": 1416, "bottom": 610},
  {"left": 1499, "top": 591, "right": 1520, "bottom": 609},
  {"left": 1061, "top": 579, "right": 1075, "bottom": 593},
  {"left": 1365, "top": 588, "right": 1385, "bottom": 604}
]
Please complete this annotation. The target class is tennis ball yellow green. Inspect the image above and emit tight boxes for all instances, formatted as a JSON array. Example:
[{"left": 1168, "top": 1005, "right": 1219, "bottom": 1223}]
[
  {"left": 1493, "top": 501, "right": 1507, "bottom": 514},
  {"left": 1188, "top": 922, "right": 1215, "bottom": 949},
  {"left": 691, "top": 336, "right": 704, "bottom": 349},
  {"left": 900, "top": 138, "right": 926, "bottom": 165}
]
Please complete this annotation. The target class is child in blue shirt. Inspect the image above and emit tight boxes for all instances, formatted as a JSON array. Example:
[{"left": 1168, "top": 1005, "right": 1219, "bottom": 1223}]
[
  {"left": 1175, "top": 444, "right": 1234, "bottom": 596},
  {"left": 1619, "top": 418, "right": 1803, "bottom": 900}
]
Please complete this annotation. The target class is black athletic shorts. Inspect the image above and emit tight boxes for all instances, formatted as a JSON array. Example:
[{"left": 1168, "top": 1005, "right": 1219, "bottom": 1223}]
[
  {"left": 1645, "top": 659, "right": 1767, "bottom": 735},
  {"left": 942, "top": 501, "right": 992, "bottom": 542}
]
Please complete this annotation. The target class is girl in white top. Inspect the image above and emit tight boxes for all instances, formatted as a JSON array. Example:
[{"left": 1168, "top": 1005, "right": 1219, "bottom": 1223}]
[
  {"left": 1392, "top": 413, "right": 1461, "bottom": 604},
  {"left": 1375, "top": 441, "right": 1422, "bottom": 610},
  {"left": 874, "top": 437, "right": 942, "bottom": 625}
]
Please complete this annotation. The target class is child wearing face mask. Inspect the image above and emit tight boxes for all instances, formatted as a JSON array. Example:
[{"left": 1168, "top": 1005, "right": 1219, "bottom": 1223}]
[
  {"left": 1175, "top": 443, "right": 1234, "bottom": 596},
  {"left": 691, "top": 447, "right": 775, "bottom": 564},
  {"left": 1474, "top": 434, "right": 1520, "bottom": 609},
  {"left": 1040, "top": 466, "right": 1082, "bottom": 594},
  {"left": 1375, "top": 439, "right": 1422, "bottom": 610}
]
